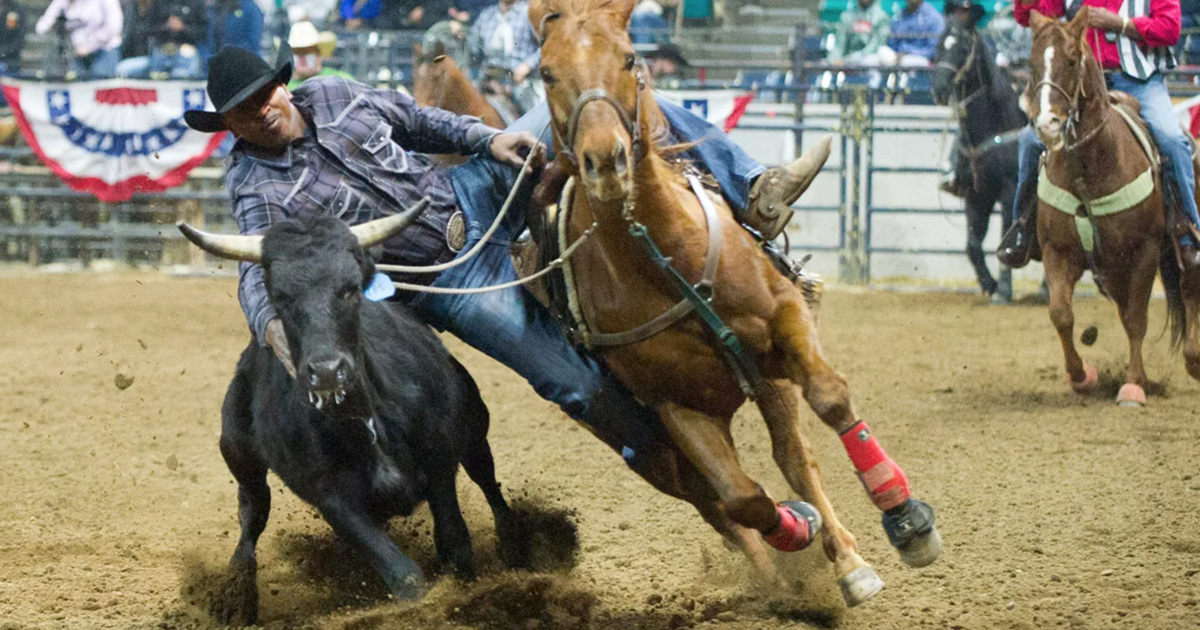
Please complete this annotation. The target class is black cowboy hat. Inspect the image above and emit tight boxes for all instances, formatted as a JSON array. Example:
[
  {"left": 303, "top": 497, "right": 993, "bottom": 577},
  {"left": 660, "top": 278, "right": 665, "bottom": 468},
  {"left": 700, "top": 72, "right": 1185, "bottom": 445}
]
[
  {"left": 184, "top": 43, "right": 293, "bottom": 133},
  {"left": 643, "top": 43, "right": 689, "bottom": 67},
  {"left": 944, "top": 0, "right": 985, "bottom": 24}
]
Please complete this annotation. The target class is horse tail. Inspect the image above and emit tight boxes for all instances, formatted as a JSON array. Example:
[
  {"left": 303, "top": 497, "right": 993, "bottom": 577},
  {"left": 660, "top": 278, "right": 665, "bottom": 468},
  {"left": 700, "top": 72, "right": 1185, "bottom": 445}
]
[{"left": 1159, "top": 234, "right": 1188, "bottom": 351}]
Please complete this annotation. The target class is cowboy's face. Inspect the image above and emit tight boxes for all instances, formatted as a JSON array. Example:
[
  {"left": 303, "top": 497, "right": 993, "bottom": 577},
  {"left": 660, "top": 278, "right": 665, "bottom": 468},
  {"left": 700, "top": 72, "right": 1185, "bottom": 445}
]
[
  {"left": 293, "top": 45, "right": 324, "bottom": 79},
  {"left": 222, "top": 82, "right": 304, "bottom": 149}
]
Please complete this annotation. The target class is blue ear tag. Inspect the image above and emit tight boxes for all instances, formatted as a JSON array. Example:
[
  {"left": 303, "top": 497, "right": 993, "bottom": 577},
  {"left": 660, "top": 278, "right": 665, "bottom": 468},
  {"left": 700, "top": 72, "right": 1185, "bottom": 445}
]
[{"left": 363, "top": 272, "right": 396, "bottom": 302}]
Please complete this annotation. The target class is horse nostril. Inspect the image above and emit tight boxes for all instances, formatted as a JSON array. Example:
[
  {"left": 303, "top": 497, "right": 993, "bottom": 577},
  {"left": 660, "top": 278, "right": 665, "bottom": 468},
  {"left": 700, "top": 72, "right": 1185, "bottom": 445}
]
[
  {"left": 583, "top": 153, "right": 599, "bottom": 179},
  {"left": 614, "top": 143, "right": 628, "bottom": 175}
]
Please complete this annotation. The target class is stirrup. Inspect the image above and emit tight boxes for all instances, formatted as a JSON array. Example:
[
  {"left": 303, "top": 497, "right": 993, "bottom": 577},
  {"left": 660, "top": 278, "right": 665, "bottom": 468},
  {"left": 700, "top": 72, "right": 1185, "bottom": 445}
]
[{"left": 762, "top": 244, "right": 824, "bottom": 317}]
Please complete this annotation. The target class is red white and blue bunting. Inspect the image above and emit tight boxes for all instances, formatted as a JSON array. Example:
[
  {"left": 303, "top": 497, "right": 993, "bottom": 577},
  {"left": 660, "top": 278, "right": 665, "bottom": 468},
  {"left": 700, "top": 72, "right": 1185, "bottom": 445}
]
[
  {"left": 656, "top": 89, "right": 754, "bottom": 134},
  {"left": 1, "top": 79, "right": 226, "bottom": 202}
]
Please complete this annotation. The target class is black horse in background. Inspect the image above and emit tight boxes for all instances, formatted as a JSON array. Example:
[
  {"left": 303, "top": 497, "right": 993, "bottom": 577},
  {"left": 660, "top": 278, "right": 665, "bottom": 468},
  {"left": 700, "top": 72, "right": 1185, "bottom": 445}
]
[{"left": 933, "top": 18, "right": 1028, "bottom": 303}]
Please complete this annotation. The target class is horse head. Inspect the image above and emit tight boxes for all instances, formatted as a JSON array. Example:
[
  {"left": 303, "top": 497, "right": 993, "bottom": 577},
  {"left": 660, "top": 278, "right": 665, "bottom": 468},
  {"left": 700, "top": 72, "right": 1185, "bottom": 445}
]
[
  {"left": 412, "top": 42, "right": 454, "bottom": 107},
  {"left": 1027, "top": 7, "right": 1103, "bottom": 152},
  {"left": 531, "top": 0, "right": 642, "bottom": 204},
  {"left": 932, "top": 20, "right": 979, "bottom": 106}
]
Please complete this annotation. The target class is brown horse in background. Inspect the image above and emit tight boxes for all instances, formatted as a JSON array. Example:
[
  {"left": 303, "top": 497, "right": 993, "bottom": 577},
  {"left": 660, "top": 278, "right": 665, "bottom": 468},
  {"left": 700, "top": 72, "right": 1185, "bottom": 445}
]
[
  {"left": 412, "top": 44, "right": 506, "bottom": 130},
  {"left": 1027, "top": 8, "right": 1200, "bottom": 405},
  {"left": 529, "top": 0, "right": 941, "bottom": 606}
]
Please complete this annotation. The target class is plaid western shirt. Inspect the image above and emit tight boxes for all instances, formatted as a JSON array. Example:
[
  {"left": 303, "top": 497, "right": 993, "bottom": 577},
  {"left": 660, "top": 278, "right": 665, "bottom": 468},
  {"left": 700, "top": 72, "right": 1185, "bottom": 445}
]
[
  {"left": 227, "top": 76, "right": 500, "bottom": 344},
  {"left": 468, "top": 0, "right": 541, "bottom": 73}
]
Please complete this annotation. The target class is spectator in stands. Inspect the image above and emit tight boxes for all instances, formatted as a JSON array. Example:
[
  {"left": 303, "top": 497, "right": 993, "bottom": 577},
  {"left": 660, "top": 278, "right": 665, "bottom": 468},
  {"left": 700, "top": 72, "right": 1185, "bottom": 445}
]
[
  {"left": 209, "top": 0, "right": 263, "bottom": 55},
  {"left": 450, "top": 0, "right": 494, "bottom": 22},
  {"left": 340, "top": 0, "right": 382, "bottom": 29},
  {"left": 421, "top": 13, "right": 471, "bottom": 69},
  {"left": 285, "top": 0, "right": 339, "bottom": 26},
  {"left": 119, "top": 0, "right": 152, "bottom": 69},
  {"left": 286, "top": 20, "right": 353, "bottom": 88},
  {"left": 630, "top": 0, "right": 672, "bottom": 44},
  {"left": 888, "top": 0, "right": 944, "bottom": 66},
  {"left": 469, "top": 0, "right": 541, "bottom": 112},
  {"left": 378, "top": 0, "right": 450, "bottom": 29},
  {"left": 36, "top": 0, "right": 124, "bottom": 79},
  {"left": 0, "top": 0, "right": 26, "bottom": 76},
  {"left": 119, "top": 0, "right": 207, "bottom": 77},
  {"left": 643, "top": 42, "right": 688, "bottom": 87},
  {"left": 827, "top": 0, "right": 892, "bottom": 65}
]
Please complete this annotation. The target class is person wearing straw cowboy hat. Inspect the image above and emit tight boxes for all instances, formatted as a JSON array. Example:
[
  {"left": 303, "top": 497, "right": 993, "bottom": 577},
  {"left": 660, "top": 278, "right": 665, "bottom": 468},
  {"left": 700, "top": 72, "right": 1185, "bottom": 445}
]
[
  {"left": 285, "top": 19, "right": 352, "bottom": 89},
  {"left": 182, "top": 42, "right": 830, "bottom": 528}
]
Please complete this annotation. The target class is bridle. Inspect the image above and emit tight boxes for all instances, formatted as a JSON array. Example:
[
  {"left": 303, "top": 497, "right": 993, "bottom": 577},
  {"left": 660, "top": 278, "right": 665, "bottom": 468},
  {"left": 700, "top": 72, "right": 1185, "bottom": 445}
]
[
  {"left": 1029, "top": 40, "right": 1110, "bottom": 153},
  {"left": 937, "top": 29, "right": 985, "bottom": 116},
  {"left": 539, "top": 11, "right": 646, "bottom": 173}
]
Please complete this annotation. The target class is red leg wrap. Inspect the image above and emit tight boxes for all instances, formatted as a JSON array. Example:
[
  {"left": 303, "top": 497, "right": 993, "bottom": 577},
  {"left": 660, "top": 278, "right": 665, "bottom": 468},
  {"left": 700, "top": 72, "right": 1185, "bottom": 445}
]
[
  {"left": 764, "top": 505, "right": 813, "bottom": 552},
  {"left": 840, "top": 421, "right": 911, "bottom": 511}
]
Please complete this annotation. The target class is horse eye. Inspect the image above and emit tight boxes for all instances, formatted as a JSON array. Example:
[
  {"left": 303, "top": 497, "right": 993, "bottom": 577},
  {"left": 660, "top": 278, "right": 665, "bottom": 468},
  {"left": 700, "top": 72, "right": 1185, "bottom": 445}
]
[
  {"left": 624, "top": 53, "right": 636, "bottom": 70},
  {"left": 340, "top": 286, "right": 357, "bottom": 301},
  {"left": 540, "top": 67, "right": 556, "bottom": 85}
]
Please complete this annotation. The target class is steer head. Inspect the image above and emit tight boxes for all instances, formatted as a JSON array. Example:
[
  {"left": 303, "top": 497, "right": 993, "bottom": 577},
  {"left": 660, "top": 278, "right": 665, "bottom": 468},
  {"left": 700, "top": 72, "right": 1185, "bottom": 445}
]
[{"left": 178, "top": 198, "right": 430, "bottom": 412}]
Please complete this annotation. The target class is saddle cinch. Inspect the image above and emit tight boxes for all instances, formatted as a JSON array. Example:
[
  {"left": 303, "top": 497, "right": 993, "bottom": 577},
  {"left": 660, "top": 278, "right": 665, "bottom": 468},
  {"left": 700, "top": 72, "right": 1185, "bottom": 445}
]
[{"left": 1036, "top": 92, "right": 1200, "bottom": 265}]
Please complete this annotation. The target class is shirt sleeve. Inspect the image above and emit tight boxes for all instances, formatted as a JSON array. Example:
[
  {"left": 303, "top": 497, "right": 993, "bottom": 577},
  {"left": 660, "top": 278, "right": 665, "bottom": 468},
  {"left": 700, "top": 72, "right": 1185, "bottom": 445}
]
[
  {"left": 371, "top": 86, "right": 500, "bottom": 155},
  {"left": 1133, "top": 0, "right": 1181, "bottom": 48},
  {"left": 100, "top": 0, "right": 123, "bottom": 48},
  {"left": 1014, "top": 0, "right": 1065, "bottom": 27},
  {"left": 35, "top": 0, "right": 67, "bottom": 35},
  {"left": 231, "top": 182, "right": 284, "bottom": 345}
]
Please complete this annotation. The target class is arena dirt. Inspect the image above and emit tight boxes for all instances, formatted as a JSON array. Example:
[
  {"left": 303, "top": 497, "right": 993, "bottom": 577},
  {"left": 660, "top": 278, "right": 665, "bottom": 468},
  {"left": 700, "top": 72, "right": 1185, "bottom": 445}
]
[{"left": 2, "top": 272, "right": 1199, "bottom": 630}]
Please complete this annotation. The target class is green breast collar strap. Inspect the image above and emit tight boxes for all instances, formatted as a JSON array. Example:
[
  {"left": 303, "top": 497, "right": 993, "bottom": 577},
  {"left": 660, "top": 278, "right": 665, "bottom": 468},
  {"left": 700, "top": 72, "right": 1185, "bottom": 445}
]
[{"left": 1038, "top": 165, "right": 1154, "bottom": 252}]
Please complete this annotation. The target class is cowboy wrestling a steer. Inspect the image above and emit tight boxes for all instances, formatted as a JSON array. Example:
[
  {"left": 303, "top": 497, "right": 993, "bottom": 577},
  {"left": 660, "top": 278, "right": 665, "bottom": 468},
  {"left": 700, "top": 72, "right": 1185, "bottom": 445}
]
[{"left": 183, "top": 43, "right": 835, "bottom": 553}]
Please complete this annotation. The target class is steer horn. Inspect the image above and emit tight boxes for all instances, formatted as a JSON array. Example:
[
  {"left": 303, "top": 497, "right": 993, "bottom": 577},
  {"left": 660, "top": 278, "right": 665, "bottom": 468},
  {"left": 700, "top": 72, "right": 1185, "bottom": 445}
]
[
  {"left": 176, "top": 197, "right": 432, "bottom": 263},
  {"left": 176, "top": 222, "right": 264, "bottom": 262},
  {"left": 349, "top": 196, "right": 432, "bottom": 249}
]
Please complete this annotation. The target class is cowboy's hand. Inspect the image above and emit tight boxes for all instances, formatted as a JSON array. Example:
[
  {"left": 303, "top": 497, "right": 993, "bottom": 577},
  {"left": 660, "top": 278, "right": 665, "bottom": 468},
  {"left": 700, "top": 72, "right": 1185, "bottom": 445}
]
[
  {"left": 490, "top": 131, "right": 545, "bottom": 172},
  {"left": 1087, "top": 8, "right": 1123, "bottom": 31},
  {"left": 513, "top": 63, "right": 532, "bottom": 83},
  {"left": 265, "top": 319, "right": 297, "bottom": 378}
]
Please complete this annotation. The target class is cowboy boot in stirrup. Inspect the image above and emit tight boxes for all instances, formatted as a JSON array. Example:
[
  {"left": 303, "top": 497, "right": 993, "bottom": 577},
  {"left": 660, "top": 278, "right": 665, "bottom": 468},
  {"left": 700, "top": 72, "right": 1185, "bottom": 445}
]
[
  {"left": 1179, "top": 232, "right": 1200, "bottom": 270},
  {"left": 743, "top": 137, "right": 833, "bottom": 241},
  {"left": 997, "top": 179, "right": 1039, "bottom": 269}
]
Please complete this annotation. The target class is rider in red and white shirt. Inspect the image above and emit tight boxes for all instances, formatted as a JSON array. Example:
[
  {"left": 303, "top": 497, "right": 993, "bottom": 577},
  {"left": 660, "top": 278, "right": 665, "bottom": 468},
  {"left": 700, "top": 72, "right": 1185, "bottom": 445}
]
[{"left": 999, "top": 0, "right": 1200, "bottom": 269}]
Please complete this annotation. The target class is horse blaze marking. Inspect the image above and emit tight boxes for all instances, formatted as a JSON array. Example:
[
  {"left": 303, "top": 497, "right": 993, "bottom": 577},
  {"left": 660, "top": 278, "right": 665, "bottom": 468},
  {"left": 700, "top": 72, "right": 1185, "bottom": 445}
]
[
  {"left": 944, "top": 36, "right": 957, "bottom": 50},
  {"left": 1037, "top": 46, "right": 1055, "bottom": 130}
]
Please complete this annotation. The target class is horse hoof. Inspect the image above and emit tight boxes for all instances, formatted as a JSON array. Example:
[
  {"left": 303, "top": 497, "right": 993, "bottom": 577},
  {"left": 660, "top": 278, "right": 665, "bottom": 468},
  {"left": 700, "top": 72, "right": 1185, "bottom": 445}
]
[
  {"left": 838, "top": 566, "right": 884, "bottom": 607},
  {"left": 898, "top": 526, "right": 944, "bottom": 568},
  {"left": 989, "top": 292, "right": 1012, "bottom": 306},
  {"left": 1116, "top": 383, "right": 1146, "bottom": 407},
  {"left": 1068, "top": 363, "right": 1099, "bottom": 394}
]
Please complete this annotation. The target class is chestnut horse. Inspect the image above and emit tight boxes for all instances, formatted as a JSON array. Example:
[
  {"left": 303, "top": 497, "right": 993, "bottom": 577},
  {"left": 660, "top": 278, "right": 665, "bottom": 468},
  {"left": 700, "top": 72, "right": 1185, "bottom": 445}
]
[
  {"left": 529, "top": 0, "right": 941, "bottom": 606},
  {"left": 411, "top": 44, "right": 513, "bottom": 131},
  {"left": 1027, "top": 8, "right": 1200, "bottom": 404}
]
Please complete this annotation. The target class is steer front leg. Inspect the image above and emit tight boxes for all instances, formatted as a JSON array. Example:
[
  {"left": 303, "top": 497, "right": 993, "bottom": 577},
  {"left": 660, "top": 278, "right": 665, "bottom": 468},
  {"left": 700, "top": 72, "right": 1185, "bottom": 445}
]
[{"left": 319, "top": 499, "right": 426, "bottom": 599}]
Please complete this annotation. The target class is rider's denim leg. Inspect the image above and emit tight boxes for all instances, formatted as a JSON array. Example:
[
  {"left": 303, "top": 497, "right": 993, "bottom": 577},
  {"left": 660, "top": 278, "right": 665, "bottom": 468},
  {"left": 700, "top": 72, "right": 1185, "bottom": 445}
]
[
  {"left": 1013, "top": 125, "right": 1045, "bottom": 222},
  {"left": 1111, "top": 73, "right": 1200, "bottom": 235},
  {"left": 406, "top": 154, "right": 602, "bottom": 419},
  {"left": 511, "top": 98, "right": 766, "bottom": 211}
]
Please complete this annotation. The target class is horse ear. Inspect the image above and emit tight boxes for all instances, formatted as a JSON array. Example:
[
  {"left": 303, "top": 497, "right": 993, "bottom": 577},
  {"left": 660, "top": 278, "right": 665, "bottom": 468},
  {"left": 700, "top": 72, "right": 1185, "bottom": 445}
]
[
  {"left": 528, "top": 0, "right": 552, "bottom": 40},
  {"left": 610, "top": 0, "right": 636, "bottom": 25},
  {"left": 1029, "top": 10, "right": 1053, "bottom": 32}
]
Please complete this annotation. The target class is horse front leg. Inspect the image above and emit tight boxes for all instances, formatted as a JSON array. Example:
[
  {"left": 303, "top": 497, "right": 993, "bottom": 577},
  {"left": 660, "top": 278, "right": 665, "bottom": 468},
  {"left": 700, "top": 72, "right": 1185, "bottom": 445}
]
[
  {"left": 1184, "top": 267, "right": 1200, "bottom": 381},
  {"left": 754, "top": 378, "right": 878, "bottom": 606},
  {"left": 1043, "top": 247, "right": 1094, "bottom": 392},
  {"left": 771, "top": 299, "right": 942, "bottom": 577}
]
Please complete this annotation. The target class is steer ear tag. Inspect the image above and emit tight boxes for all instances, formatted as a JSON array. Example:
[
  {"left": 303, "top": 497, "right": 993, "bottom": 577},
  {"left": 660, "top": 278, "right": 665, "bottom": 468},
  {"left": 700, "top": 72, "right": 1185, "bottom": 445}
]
[{"left": 364, "top": 272, "right": 395, "bottom": 302}]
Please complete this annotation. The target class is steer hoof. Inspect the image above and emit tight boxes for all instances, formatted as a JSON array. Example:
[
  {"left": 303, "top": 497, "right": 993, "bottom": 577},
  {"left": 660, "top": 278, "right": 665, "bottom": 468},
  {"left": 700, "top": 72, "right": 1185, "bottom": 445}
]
[
  {"left": 838, "top": 566, "right": 885, "bottom": 607},
  {"left": 1116, "top": 383, "right": 1146, "bottom": 407},
  {"left": 1067, "top": 363, "right": 1099, "bottom": 394}
]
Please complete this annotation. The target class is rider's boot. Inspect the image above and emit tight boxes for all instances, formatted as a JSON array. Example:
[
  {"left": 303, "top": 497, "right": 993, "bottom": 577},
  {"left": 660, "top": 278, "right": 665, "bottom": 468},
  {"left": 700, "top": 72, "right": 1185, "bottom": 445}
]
[
  {"left": 840, "top": 420, "right": 943, "bottom": 568},
  {"left": 997, "top": 179, "right": 1039, "bottom": 269},
  {"left": 743, "top": 137, "right": 832, "bottom": 241},
  {"left": 1180, "top": 235, "right": 1200, "bottom": 270},
  {"left": 745, "top": 138, "right": 832, "bottom": 316}
]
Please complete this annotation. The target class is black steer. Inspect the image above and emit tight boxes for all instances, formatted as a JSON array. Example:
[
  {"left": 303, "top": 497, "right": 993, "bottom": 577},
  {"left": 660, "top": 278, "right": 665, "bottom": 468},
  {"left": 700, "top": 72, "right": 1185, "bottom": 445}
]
[{"left": 179, "top": 201, "right": 525, "bottom": 625}]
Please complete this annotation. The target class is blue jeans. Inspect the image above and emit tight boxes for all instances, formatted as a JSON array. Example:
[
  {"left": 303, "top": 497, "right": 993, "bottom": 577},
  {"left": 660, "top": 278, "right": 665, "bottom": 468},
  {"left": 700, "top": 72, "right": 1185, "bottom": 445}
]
[
  {"left": 149, "top": 48, "right": 202, "bottom": 79},
  {"left": 69, "top": 47, "right": 119, "bottom": 79},
  {"left": 1014, "top": 73, "right": 1200, "bottom": 239},
  {"left": 406, "top": 99, "right": 764, "bottom": 422}
]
